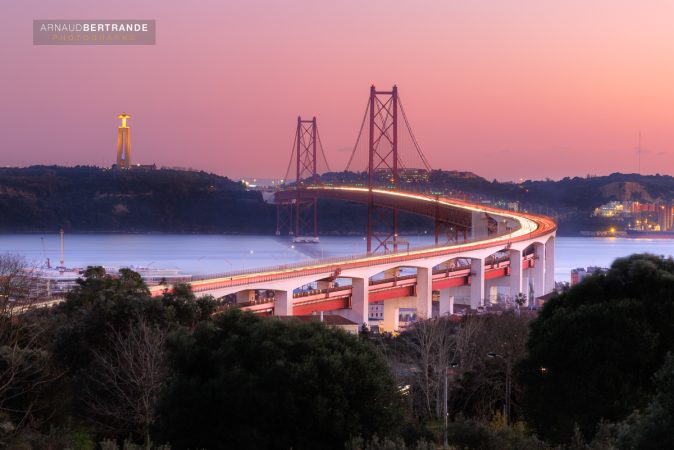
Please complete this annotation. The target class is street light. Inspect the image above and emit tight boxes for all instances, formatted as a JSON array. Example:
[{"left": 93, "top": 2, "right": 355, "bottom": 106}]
[
  {"left": 487, "top": 352, "right": 511, "bottom": 425},
  {"left": 443, "top": 362, "right": 459, "bottom": 448}
]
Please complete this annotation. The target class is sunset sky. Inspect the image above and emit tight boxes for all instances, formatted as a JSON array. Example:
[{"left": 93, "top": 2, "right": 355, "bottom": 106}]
[{"left": 2, "top": 1, "right": 674, "bottom": 181}]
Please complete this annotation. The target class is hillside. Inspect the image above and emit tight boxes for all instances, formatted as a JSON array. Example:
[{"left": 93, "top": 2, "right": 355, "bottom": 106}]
[
  {"left": 2, "top": 167, "right": 673, "bottom": 235},
  {"left": 0, "top": 166, "right": 271, "bottom": 233}
]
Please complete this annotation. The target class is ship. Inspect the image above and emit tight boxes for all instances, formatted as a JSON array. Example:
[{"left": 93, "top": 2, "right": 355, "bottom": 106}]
[
  {"left": 625, "top": 229, "right": 674, "bottom": 239},
  {"left": 35, "top": 266, "right": 191, "bottom": 297},
  {"left": 33, "top": 230, "right": 190, "bottom": 297}
]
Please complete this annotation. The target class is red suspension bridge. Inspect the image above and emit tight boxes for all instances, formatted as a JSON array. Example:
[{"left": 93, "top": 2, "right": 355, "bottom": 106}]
[{"left": 151, "top": 85, "right": 557, "bottom": 331}]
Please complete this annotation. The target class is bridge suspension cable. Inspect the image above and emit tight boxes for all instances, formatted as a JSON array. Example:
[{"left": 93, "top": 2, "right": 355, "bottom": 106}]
[
  {"left": 399, "top": 96, "right": 432, "bottom": 172},
  {"left": 345, "top": 99, "right": 370, "bottom": 173}
]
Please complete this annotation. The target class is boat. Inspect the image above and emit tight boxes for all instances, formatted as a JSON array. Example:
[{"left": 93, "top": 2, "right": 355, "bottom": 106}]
[
  {"left": 625, "top": 229, "right": 674, "bottom": 239},
  {"left": 32, "top": 230, "right": 191, "bottom": 297},
  {"left": 35, "top": 266, "right": 191, "bottom": 297}
]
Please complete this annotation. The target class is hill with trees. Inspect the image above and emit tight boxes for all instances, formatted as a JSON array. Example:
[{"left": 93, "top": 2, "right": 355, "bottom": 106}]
[
  {"left": 4, "top": 166, "right": 674, "bottom": 235},
  {"left": 0, "top": 166, "right": 270, "bottom": 233}
]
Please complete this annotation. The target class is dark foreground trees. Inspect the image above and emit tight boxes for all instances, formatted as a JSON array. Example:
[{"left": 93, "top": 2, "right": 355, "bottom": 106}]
[
  {"left": 154, "top": 311, "right": 404, "bottom": 450},
  {"left": 520, "top": 253, "right": 674, "bottom": 443}
]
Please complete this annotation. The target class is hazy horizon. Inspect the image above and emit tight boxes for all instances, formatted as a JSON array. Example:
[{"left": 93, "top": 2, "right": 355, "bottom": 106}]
[{"left": 3, "top": 1, "right": 674, "bottom": 181}]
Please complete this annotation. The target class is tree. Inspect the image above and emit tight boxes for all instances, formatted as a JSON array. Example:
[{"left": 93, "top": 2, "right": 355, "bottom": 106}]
[
  {"left": 448, "top": 313, "right": 530, "bottom": 423},
  {"left": 520, "top": 254, "right": 674, "bottom": 443},
  {"left": 82, "top": 316, "right": 168, "bottom": 448},
  {"left": 0, "top": 254, "right": 60, "bottom": 444},
  {"left": 51, "top": 267, "right": 214, "bottom": 445},
  {"left": 616, "top": 353, "right": 674, "bottom": 450},
  {"left": 400, "top": 317, "right": 456, "bottom": 419},
  {"left": 155, "top": 310, "right": 404, "bottom": 450}
]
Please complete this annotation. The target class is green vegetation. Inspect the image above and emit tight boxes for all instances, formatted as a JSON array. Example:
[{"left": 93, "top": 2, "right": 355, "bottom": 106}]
[
  {"left": 520, "top": 253, "right": 674, "bottom": 444},
  {"left": 156, "top": 311, "right": 403, "bottom": 449},
  {"left": 4, "top": 252, "right": 674, "bottom": 448},
  {"left": 0, "top": 166, "right": 268, "bottom": 233},
  {"left": 5, "top": 166, "right": 674, "bottom": 235},
  {"left": 0, "top": 254, "right": 407, "bottom": 449}
]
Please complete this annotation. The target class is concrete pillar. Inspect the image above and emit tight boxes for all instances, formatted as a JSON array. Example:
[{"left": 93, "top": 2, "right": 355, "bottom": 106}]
[
  {"left": 316, "top": 280, "right": 334, "bottom": 290},
  {"left": 439, "top": 288, "right": 454, "bottom": 316},
  {"left": 382, "top": 300, "right": 400, "bottom": 332},
  {"left": 544, "top": 237, "right": 555, "bottom": 294},
  {"left": 337, "top": 277, "right": 369, "bottom": 327},
  {"left": 509, "top": 249, "right": 523, "bottom": 305},
  {"left": 351, "top": 277, "right": 368, "bottom": 326},
  {"left": 471, "top": 212, "right": 489, "bottom": 240},
  {"left": 416, "top": 267, "right": 432, "bottom": 319},
  {"left": 384, "top": 268, "right": 401, "bottom": 278},
  {"left": 382, "top": 296, "right": 416, "bottom": 332},
  {"left": 274, "top": 290, "right": 291, "bottom": 316},
  {"left": 488, "top": 285, "right": 498, "bottom": 304},
  {"left": 236, "top": 290, "right": 255, "bottom": 304},
  {"left": 496, "top": 218, "right": 518, "bottom": 235},
  {"left": 496, "top": 217, "right": 508, "bottom": 235},
  {"left": 533, "top": 243, "right": 546, "bottom": 301},
  {"left": 470, "top": 258, "right": 484, "bottom": 309}
]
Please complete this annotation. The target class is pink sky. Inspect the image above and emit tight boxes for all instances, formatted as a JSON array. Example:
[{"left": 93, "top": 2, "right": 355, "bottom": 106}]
[{"left": 2, "top": 0, "right": 674, "bottom": 181}]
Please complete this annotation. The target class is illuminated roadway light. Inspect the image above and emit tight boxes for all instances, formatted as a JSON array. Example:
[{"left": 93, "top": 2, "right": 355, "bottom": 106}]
[{"left": 148, "top": 188, "right": 555, "bottom": 296}]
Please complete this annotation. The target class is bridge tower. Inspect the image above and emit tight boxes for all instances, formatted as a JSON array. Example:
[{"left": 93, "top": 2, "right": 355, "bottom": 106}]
[
  {"left": 294, "top": 116, "right": 319, "bottom": 242},
  {"left": 276, "top": 117, "right": 320, "bottom": 242},
  {"left": 367, "top": 85, "right": 399, "bottom": 254}
]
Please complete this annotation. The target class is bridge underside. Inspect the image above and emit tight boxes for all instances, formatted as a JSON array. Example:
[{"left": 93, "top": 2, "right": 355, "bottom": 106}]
[
  {"left": 156, "top": 187, "right": 556, "bottom": 332},
  {"left": 275, "top": 187, "right": 473, "bottom": 229}
]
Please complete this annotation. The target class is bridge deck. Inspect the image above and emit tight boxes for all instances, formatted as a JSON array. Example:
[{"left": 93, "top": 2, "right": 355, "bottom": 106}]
[{"left": 149, "top": 187, "right": 556, "bottom": 302}]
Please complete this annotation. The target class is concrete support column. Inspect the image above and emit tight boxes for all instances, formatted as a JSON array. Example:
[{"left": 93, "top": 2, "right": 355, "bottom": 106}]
[
  {"left": 470, "top": 258, "right": 484, "bottom": 309},
  {"left": 544, "top": 237, "right": 555, "bottom": 294},
  {"left": 471, "top": 212, "right": 489, "bottom": 240},
  {"left": 509, "top": 249, "right": 523, "bottom": 305},
  {"left": 416, "top": 267, "right": 432, "bottom": 319},
  {"left": 344, "top": 277, "right": 369, "bottom": 327},
  {"left": 439, "top": 288, "right": 454, "bottom": 316},
  {"left": 533, "top": 243, "right": 546, "bottom": 301},
  {"left": 316, "top": 280, "right": 334, "bottom": 290},
  {"left": 236, "top": 290, "right": 255, "bottom": 304},
  {"left": 274, "top": 290, "right": 292, "bottom": 316},
  {"left": 496, "top": 217, "right": 508, "bottom": 235},
  {"left": 382, "top": 300, "right": 401, "bottom": 332},
  {"left": 381, "top": 296, "right": 417, "bottom": 332},
  {"left": 384, "top": 268, "right": 401, "bottom": 278}
]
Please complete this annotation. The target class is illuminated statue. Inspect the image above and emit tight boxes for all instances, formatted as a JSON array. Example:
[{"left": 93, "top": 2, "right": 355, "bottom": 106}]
[{"left": 116, "top": 113, "right": 131, "bottom": 168}]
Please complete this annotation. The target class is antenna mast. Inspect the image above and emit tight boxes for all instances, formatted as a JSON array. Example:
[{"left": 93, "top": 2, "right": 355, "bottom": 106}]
[{"left": 59, "top": 228, "right": 65, "bottom": 270}]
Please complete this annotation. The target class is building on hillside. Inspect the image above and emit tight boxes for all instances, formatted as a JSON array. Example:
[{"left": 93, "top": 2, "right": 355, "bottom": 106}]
[
  {"left": 277, "top": 313, "right": 360, "bottom": 335},
  {"left": 571, "top": 266, "right": 608, "bottom": 286}
]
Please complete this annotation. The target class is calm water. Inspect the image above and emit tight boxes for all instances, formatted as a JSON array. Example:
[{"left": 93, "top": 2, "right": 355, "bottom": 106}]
[{"left": 2, "top": 234, "right": 674, "bottom": 282}]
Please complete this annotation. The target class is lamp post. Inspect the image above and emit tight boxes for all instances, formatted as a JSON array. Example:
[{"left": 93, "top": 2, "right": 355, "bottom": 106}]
[
  {"left": 487, "top": 352, "right": 511, "bottom": 425},
  {"left": 443, "top": 362, "right": 459, "bottom": 448}
]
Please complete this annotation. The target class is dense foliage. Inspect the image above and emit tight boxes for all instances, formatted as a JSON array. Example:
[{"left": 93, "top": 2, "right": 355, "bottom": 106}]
[
  {"left": 1, "top": 257, "right": 407, "bottom": 449},
  {"left": 520, "top": 253, "right": 674, "bottom": 443},
  {"left": 0, "top": 166, "right": 267, "bottom": 233},
  {"left": 5, "top": 252, "right": 674, "bottom": 449},
  {"left": 156, "top": 311, "right": 403, "bottom": 450}
]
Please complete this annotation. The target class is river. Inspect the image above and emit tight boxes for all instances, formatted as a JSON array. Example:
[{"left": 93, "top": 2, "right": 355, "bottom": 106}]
[{"left": 1, "top": 234, "right": 674, "bottom": 283}]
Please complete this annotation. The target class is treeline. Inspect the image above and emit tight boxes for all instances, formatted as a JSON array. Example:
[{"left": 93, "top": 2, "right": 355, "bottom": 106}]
[
  {"left": 4, "top": 165, "right": 674, "bottom": 234},
  {"left": 3, "top": 252, "right": 674, "bottom": 449},
  {"left": 0, "top": 166, "right": 270, "bottom": 233},
  {"left": 1, "top": 258, "right": 403, "bottom": 449}
]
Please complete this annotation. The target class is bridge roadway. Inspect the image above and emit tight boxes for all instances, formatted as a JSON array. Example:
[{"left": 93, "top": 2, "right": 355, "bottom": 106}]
[{"left": 149, "top": 187, "right": 557, "bottom": 331}]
